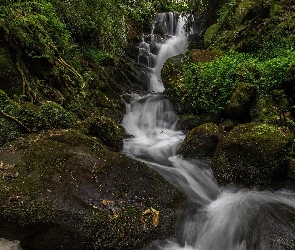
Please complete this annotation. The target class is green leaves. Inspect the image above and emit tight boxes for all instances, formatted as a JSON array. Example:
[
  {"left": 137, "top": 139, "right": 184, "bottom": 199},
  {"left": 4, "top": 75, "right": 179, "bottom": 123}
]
[{"left": 174, "top": 48, "right": 295, "bottom": 114}]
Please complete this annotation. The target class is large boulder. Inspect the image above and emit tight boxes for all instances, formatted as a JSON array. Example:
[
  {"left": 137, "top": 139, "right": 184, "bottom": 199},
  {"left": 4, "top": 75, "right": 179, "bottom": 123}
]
[
  {"left": 178, "top": 123, "right": 221, "bottom": 159},
  {"left": 211, "top": 122, "right": 294, "bottom": 186},
  {"left": 0, "top": 130, "right": 184, "bottom": 250}
]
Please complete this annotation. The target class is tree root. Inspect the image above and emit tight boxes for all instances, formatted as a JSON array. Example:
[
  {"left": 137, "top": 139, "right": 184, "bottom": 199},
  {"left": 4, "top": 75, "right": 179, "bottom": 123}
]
[
  {"left": 0, "top": 25, "right": 36, "bottom": 102},
  {"left": 0, "top": 109, "right": 30, "bottom": 133},
  {"left": 15, "top": 53, "right": 36, "bottom": 102}
]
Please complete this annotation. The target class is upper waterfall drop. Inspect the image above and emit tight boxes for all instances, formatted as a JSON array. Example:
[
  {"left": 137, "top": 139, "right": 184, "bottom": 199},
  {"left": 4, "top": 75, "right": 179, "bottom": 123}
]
[{"left": 138, "top": 12, "right": 188, "bottom": 93}]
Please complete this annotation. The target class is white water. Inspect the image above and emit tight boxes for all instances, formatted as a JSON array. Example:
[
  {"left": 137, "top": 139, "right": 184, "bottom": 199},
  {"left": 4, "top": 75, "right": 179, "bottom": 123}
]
[
  {"left": 123, "top": 12, "right": 295, "bottom": 250},
  {"left": 0, "top": 238, "right": 22, "bottom": 250}
]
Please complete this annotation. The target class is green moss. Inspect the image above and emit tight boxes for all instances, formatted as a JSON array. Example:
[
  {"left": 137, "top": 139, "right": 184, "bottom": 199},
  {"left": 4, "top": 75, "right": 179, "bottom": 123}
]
[
  {"left": 224, "top": 82, "right": 256, "bottom": 118},
  {"left": 212, "top": 122, "right": 294, "bottom": 185},
  {"left": 179, "top": 123, "right": 220, "bottom": 158},
  {"left": 250, "top": 92, "right": 290, "bottom": 126},
  {"left": 83, "top": 115, "right": 123, "bottom": 151},
  {"left": 40, "top": 102, "right": 78, "bottom": 129},
  {"left": 271, "top": 3, "right": 284, "bottom": 18},
  {"left": 204, "top": 24, "right": 220, "bottom": 47}
]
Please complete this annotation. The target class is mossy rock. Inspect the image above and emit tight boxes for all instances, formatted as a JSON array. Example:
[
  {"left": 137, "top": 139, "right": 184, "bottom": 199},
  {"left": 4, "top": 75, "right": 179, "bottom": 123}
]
[
  {"left": 219, "top": 118, "right": 241, "bottom": 132},
  {"left": 236, "top": 0, "right": 259, "bottom": 24},
  {"left": 211, "top": 122, "right": 294, "bottom": 186},
  {"left": 83, "top": 115, "right": 123, "bottom": 151},
  {"left": 162, "top": 54, "right": 185, "bottom": 113},
  {"left": 250, "top": 92, "right": 295, "bottom": 132},
  {"left": 178, "top": 123, "right": 221, "bottom": 159},
  {"left": 40, "top": 102, "right": 78, "bottom": 129},
  {"left": 0, "top": 129, "right": 184, "bottom": 250},
  {"left": 224, "top": 82, "right": 256, "bottom": 119},
  {"left": 177, "top": 114, "right": 221, "bottom": 133},
  {"left": 204, "top": 24, "right": 220, "bottom": 47},
  {"left": 0, "top": 90, "right": 45, "bottom": 146},
  {"left": 270, "top": 3, "right": 284, "bottom": 18}
]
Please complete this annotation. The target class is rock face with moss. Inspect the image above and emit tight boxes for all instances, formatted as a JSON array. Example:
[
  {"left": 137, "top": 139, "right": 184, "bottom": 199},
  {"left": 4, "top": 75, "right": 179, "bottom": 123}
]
[
  {"left": 83, "top": 115, "right": 124, "bottom": 151},
  {"left": 179, "top": 123, "right": 221, "bottom": 159},
  {"left": 211, "top": 122, "right": 293, "bottom": 186},
  {"left": 223, "top": 82, "right": 256, "bottom": 120},
  {"left": 0, "top": 130, "right": 184, "bottom": 250}
]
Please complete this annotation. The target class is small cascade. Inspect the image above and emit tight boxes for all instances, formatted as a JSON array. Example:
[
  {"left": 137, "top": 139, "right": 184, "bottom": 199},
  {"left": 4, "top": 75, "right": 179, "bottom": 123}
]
[
  {"left": 122, "top": 11, "right": 295, "bottom": 250},
  {"left": 138, "top": 12, "right": 188, "bottom": 92}
]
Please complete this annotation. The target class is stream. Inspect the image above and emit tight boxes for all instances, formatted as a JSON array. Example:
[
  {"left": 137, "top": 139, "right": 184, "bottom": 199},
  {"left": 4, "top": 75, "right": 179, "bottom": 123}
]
[{"left": 121, "top": 13, "right": 295, "bottom": 250}]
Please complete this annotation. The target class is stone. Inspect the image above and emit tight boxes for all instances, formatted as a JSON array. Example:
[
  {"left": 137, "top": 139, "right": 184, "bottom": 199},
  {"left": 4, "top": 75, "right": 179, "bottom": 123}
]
[
  {"left": 179, "top": 123, "right": 221, "bottom": 159},
  {"left": 0, "top": 129, "right": 184, "bottom": 250},
  {"left": 211, "top": 122, "right": 294, "bottom": 186}
]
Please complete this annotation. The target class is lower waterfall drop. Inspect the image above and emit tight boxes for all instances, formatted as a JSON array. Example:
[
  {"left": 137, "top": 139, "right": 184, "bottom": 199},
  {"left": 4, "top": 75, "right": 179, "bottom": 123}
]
[{"left": 122, "top": 12, "right": 295, "bottom": 250}]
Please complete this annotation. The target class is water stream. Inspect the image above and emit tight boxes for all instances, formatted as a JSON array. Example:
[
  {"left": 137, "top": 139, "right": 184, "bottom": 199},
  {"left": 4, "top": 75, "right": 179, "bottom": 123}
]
[{"left": 122, "top": 13, "right": 295, "bottom": 250}]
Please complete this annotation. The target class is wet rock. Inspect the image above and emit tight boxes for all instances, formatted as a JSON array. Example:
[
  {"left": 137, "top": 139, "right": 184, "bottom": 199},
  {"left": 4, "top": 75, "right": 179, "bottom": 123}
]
[
  {"left": 0, "top": 129, "right": 184, "bottom": 250},
  {"left": 211, "top": 122, "right": 294, "bottom": 186},
  {"left": 179, "top": 123, "right": 221, "bottom": 159}
]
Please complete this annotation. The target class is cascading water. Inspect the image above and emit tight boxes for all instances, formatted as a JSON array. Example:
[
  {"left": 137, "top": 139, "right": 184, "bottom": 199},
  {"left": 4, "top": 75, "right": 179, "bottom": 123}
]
[{"left": 122, "top": 12, "right": 295, "bottom": 250}]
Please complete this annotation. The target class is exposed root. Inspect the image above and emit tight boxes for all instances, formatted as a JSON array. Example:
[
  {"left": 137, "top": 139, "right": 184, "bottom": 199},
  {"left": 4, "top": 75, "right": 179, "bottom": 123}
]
[
  {"left": 0, "top": 25, "right": 36, "bottom": 102},
  {"left": 0, "top": 109, "right": 30, "bottom": 133},
  {"left": 15, "top": 53, "right": 36, "bottom": 102},
  {"left": 56, "top": 56, "right": 83, "bottom": 81}
]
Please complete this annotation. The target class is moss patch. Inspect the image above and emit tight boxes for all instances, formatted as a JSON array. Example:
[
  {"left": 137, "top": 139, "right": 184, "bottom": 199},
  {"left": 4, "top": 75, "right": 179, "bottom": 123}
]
[
  {"left": 179, "top": 123, "right": 221, "bottom": 159},
  {"left": 211, "top": 122, "right": 294, "bottom": 186}
]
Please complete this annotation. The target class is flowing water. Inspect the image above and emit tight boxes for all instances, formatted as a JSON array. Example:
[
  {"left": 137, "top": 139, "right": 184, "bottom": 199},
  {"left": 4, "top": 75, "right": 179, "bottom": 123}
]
[{"left": 122, "top": 12, "right": 295, "bottom": 250}]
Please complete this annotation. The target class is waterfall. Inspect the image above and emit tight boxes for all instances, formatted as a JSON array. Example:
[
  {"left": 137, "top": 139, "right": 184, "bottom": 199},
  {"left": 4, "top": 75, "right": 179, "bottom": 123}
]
[
  {"left": 122, "top": 12, "right": 295, "bottom": 250},
  {"left": 138, "top": 13, "right": 187, "bottom": 92}
]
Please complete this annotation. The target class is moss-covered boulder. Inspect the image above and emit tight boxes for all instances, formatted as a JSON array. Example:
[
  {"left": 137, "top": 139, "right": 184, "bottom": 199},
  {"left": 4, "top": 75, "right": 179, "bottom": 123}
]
[
  {"left": 179, "top": 123, "right": 221, "bottom": 159},
  {"left": 162, "top": 50, "right": 221, "bottom": 115},
  {"left": 236, "top": 0, "right": 269, "bottom": 24},
  {"left": 224, "top": 82, "right": 256, "bottom": 119},
  {"left": 0, "top": 90, "right": 47, "bottom": 146},
  {"left": 211, "top": 122, "right": 294, "bottom": 186},
  {"left": 40, "top": 102, "right": 78, "bottom": 129},
  {"left": 204, "top": 24, "right": 220, "bottom": 47},
  {"left": 250, "top": 92, "right": 295, "bottom": 132},
  {"left": 83, "top": 115, "right": 123, "bottom": 151},
  {"left": 0, "top": 129, "right": 184, "bottom": 250}
]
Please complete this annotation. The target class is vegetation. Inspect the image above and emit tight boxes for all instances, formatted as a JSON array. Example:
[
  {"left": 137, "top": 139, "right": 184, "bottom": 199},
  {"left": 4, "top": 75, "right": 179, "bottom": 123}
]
[{"left": 164, "top": 0, "right": 295, "bottom": 115}]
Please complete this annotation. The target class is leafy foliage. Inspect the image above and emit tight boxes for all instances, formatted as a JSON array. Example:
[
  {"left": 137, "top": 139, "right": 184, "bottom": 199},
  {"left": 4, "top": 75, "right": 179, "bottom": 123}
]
[{"left": 174, "top": 48, "right": 295, "bottom": 114}]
